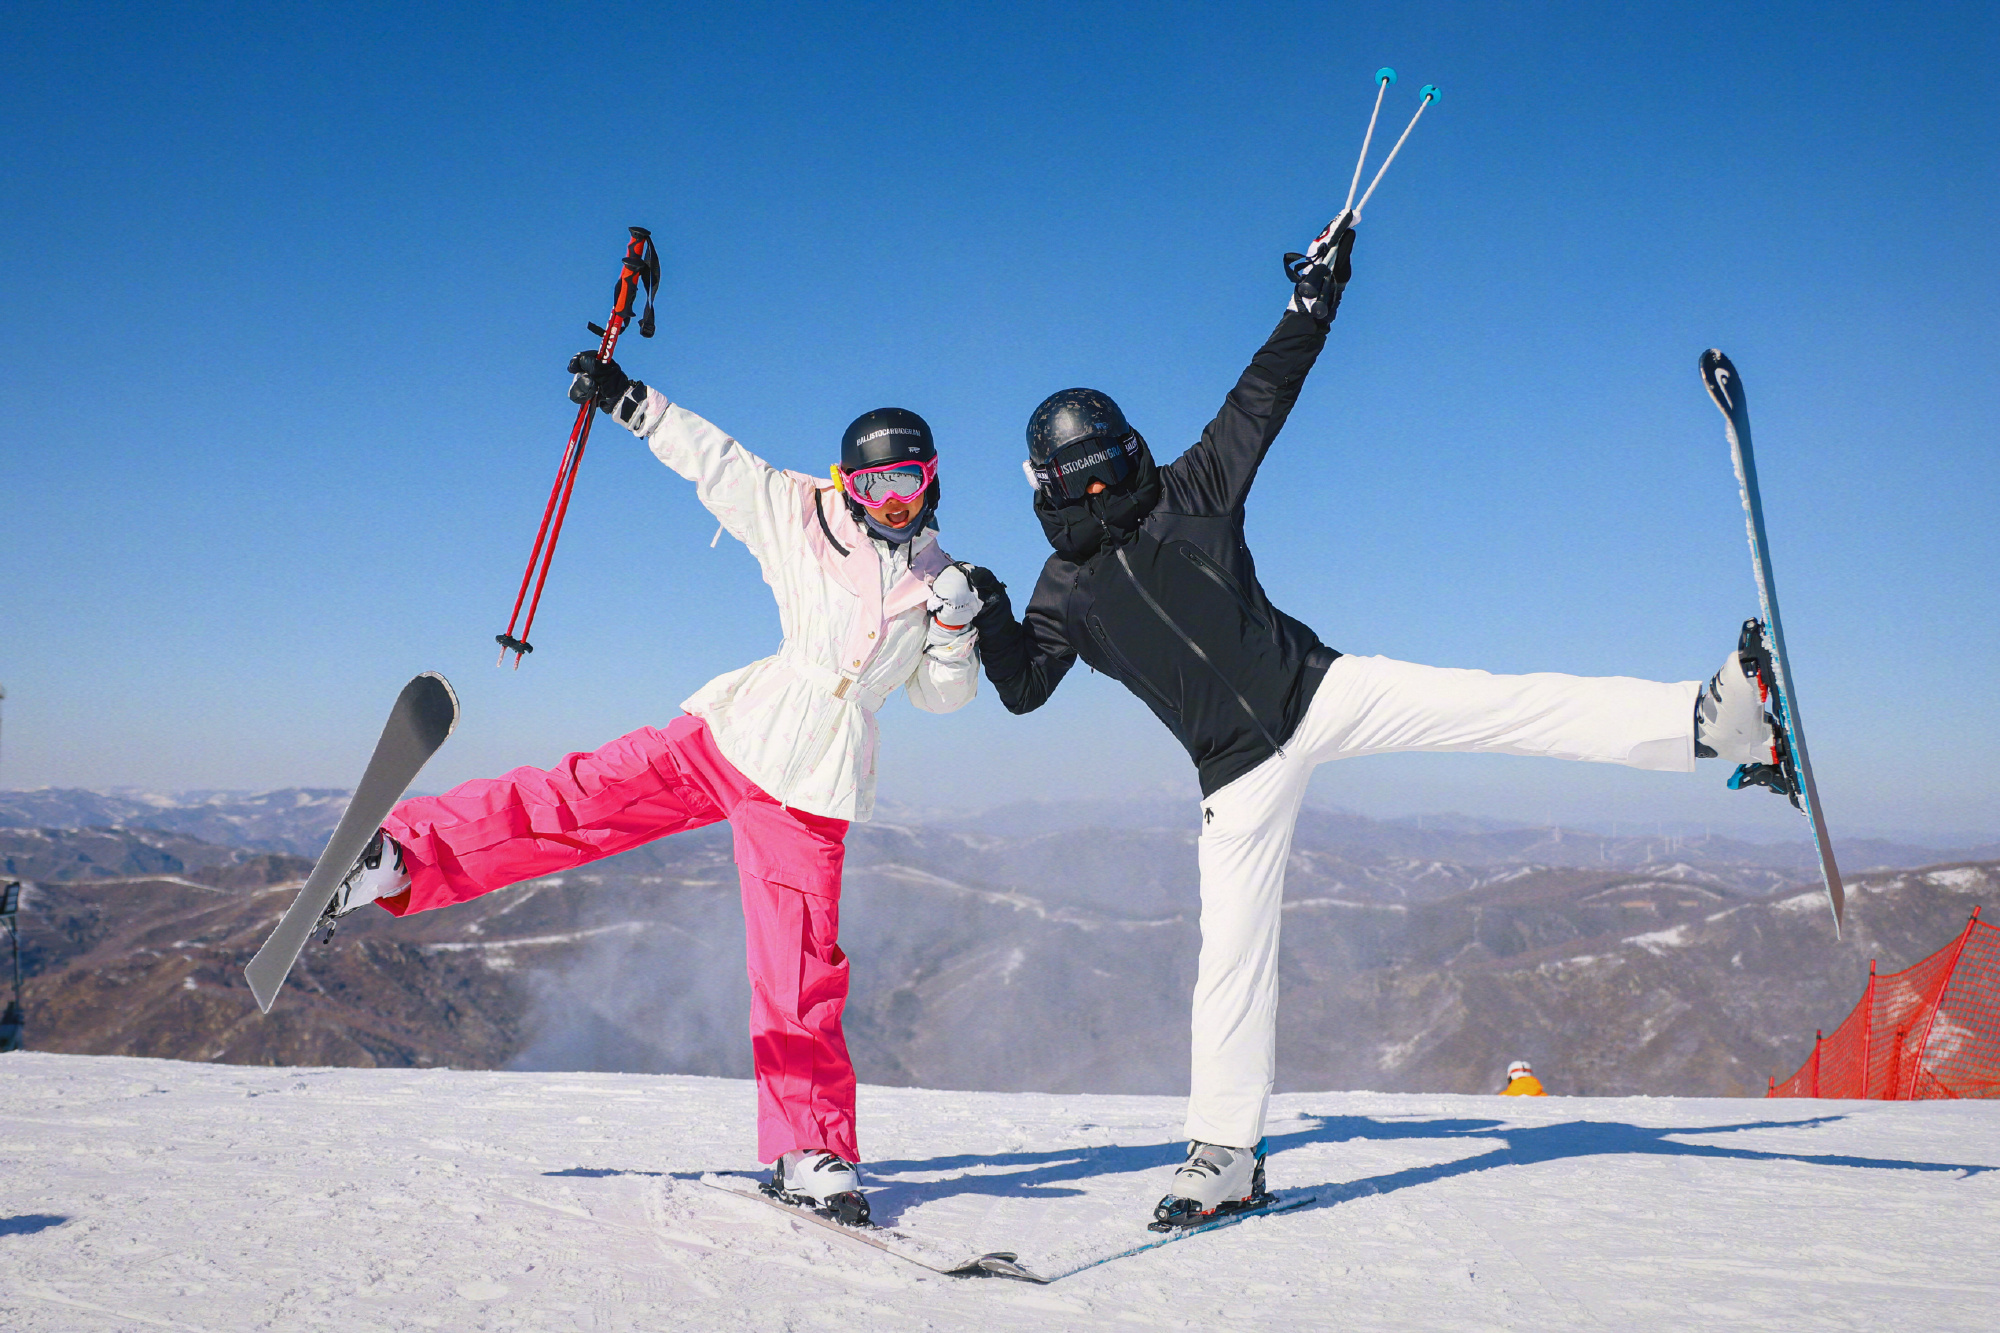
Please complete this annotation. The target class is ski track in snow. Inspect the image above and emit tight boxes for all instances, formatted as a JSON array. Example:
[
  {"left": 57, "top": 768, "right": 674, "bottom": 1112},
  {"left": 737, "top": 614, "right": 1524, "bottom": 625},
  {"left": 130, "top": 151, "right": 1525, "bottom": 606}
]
[{"left": 1, "top": 1054, "right": 1995, "bottom": 1331}]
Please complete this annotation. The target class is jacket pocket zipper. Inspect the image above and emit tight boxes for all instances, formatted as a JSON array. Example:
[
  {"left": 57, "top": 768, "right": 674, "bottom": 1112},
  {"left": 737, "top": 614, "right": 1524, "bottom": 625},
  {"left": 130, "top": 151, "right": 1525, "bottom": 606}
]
[{"left": 1175, "top": 542, "right": 1269, "bottom": 632}]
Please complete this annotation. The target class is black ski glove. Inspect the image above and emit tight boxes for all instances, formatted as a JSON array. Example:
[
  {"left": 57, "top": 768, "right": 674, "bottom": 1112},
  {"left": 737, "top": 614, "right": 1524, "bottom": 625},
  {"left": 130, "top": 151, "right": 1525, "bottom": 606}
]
[
  {"left": 961, "top": 565, "right": 1013, "bottom": 630},
  {"left": 567, "top": 350, "right": 655, "bottom": 428},
  {"left": 1284, "top": 221, "right": 1358, "bottom": 324},
  {"left": 568, "top": 350, "right": 628, "bottom": 407}
]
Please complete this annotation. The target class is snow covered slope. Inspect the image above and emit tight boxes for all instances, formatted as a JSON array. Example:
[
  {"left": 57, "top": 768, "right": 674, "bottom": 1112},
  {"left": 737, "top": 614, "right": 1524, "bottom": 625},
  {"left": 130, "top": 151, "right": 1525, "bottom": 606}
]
[{"left": 1, "top": 1055, "right": 1994, "bottom": 1330}]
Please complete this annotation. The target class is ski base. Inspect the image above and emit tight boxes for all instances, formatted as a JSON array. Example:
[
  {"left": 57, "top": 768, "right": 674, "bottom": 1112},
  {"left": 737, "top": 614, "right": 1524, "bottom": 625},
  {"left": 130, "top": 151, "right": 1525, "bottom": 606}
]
[
  {"left": 1700, "top": 349, "right": 1844, "bottom": 932},
  {"left": 698, "top": 1173, "right": 1046, "bottom": 1282},
  {"left": 243, "top": 672, "right": 459, "bottom": 1011}
]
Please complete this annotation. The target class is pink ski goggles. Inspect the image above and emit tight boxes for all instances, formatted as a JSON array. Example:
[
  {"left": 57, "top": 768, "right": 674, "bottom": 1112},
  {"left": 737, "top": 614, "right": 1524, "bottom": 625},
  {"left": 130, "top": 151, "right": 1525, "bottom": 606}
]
[{"left": 839, "top": 457, "right": 937, "bottom": 509}]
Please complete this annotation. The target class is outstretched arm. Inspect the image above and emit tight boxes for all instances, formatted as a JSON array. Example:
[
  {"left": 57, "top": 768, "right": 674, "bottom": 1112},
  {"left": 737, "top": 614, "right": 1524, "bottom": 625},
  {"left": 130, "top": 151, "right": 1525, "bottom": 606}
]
[
  {"left": 1158, "top": 228, "right": 1354, "bottom": 516},
  {"left": 640, "top": 398, "right": 811, "bottom": 563},
  {"left": 965, "top": 565, "right": 1076, "bottom": 714},
  {"left": 569, "top": 353, "right": 812, "bottom": 566}
]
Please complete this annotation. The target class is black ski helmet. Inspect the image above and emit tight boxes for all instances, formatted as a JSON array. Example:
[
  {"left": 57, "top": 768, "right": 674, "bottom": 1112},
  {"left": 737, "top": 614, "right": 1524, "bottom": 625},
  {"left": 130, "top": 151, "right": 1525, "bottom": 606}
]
[
  {"left": 838, "top": 406, "right": 940, "bottom": 544},
  {"left": 1026, "top": 388, "right": 1142, "bottom": 503},
  {"left": 841, "top": 407, "right": 935, "bottom": 472}
]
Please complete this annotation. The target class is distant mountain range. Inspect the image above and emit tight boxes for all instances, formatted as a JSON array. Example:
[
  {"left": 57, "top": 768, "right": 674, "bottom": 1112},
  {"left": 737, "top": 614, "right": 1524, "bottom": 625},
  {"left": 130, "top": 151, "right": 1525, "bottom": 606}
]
[
  {"left": 9, "top": 785, "right": 1995, "bottom": 876},
  {"left": 4, "top": 789, "right": 1994, "bottom": 1098},
  {"left": 0, "top": 788, "right": 354, "bottom": 858}
]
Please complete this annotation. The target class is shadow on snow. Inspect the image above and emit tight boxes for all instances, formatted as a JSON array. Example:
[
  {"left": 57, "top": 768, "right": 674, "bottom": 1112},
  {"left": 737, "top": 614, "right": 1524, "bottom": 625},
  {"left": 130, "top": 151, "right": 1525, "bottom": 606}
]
[
  {"left": 1278, "top": 1114, "right": 1991, "bottom": 1219},
  {"left": 557, "top": 1114, "right": 1991, "bottom": 1230},
  {"left": 854, "top": 1113, "right": 1993, "bottom": 1226}
]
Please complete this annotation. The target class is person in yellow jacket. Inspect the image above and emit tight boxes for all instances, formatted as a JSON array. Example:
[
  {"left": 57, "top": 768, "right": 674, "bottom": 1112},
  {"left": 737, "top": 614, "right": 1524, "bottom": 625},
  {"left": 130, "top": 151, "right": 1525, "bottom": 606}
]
[{"left": 1501, "top": 1060, "right": 1546, "bottom": 1096}]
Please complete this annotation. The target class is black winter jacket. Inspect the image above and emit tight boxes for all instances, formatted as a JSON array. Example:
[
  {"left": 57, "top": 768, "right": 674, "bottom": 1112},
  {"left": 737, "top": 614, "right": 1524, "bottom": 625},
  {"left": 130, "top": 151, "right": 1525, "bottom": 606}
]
[{"left": 976, "top": 309, "right": 1340, "bottom": 797}]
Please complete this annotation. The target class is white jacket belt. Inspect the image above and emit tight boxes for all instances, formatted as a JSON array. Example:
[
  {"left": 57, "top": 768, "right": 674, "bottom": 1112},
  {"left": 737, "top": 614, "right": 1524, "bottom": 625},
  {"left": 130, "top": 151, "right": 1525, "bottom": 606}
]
[{"left": 641, "top": 394, "right": 978, "bottom": 822}]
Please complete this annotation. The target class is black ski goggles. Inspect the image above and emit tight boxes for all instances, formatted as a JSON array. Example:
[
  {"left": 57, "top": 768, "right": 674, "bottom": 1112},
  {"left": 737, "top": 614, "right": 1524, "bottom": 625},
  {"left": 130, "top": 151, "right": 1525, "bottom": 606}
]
[{"left": 1029, "top": 432, "right": 1141, "bottom": 503}]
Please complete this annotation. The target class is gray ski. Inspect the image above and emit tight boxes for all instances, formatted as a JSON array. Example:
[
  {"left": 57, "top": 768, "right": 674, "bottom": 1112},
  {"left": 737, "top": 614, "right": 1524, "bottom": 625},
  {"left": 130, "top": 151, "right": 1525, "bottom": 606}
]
[
  {"left": 698, "top": 1173, "right": 1044, "bottom": 1282},
  {"left": 1700, "top": 350, "right": 1844, "bottom": 932},
  {"left": 244, "top": 672, "right": 460, "bottom": 1011}
]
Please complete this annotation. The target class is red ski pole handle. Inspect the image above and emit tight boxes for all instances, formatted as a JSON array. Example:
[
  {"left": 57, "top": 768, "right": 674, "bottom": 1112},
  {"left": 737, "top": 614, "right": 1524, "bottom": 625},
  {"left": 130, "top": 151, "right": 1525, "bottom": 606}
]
[{"left": 587, "top": 226, "right": 662, "bottom": 356}]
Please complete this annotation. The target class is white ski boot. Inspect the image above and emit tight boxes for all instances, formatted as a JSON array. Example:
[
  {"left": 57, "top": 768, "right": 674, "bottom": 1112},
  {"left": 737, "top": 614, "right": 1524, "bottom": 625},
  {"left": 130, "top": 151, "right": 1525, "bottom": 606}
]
[
  {"left": 1695, "top": 648, "right": 1777, "bottom": 767},
  {"left": 314, "top": 828, "right": 409, "bottom": 938},
  {"left": 768, "top": 1150, "right": 870, "bottom": 1226},
  {"left": 1150, "top": 1139, "right": 1271, "bottom": 1231}
]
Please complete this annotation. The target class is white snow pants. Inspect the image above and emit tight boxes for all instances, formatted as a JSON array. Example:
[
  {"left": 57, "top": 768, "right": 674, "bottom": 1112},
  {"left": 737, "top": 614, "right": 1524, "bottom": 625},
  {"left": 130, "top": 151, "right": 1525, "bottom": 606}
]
[{"left": 1183, "top": 654, "right": 1701, "bottom": 1148}]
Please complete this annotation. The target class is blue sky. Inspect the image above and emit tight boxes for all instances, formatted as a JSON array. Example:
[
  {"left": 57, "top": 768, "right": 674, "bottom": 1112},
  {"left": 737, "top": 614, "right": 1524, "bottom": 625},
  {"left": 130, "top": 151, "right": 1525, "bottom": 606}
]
[{"left": 2, "top": 1, "right": 1995, "bottom": 840}]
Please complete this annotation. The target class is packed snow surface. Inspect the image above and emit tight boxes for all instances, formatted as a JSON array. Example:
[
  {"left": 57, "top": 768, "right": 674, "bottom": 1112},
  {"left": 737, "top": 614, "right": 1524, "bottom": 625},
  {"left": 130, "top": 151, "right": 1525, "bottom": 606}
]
[{"left": 2, "top": 1054, "right": 1996, "bottom": 1330}]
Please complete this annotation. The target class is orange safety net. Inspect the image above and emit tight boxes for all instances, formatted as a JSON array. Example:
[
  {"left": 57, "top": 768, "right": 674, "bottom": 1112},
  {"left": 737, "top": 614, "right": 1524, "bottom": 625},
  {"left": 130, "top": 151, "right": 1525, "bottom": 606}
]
[{"left": 1770, "top": 908, "right": 2000, "bottom": 1099}]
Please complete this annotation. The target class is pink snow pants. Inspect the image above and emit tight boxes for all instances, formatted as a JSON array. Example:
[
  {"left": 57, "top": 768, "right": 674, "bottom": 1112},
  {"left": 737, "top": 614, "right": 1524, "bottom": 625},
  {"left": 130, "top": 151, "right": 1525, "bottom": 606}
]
[{"left": 378, "top": 714, "right": 856, "bottom": 1164}]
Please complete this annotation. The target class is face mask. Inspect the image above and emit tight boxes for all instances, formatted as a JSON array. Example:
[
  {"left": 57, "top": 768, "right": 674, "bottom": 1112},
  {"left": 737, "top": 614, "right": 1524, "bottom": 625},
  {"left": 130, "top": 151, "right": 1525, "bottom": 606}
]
[{"left": 1031, "top": 439, "right": 1161, "bottom": 561}]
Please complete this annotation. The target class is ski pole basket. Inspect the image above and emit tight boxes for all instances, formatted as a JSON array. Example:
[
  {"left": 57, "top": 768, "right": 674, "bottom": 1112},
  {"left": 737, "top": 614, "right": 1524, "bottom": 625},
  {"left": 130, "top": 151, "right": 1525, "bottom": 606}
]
[{"left": 496, "top": 226, "right": 661, "bottom": 667}]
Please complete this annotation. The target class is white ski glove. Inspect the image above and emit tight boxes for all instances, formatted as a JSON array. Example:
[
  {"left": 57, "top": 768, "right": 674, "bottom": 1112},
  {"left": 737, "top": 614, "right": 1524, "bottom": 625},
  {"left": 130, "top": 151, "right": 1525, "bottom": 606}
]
[{"left": 926, "top": 563, "right": 982, "bottom": 645}]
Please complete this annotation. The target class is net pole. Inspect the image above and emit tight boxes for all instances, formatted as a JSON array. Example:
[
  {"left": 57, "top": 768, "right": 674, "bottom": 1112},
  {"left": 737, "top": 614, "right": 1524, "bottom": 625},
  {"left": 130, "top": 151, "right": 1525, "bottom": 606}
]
[
  {"left": 1907, "top": 910, "right": 1983, "bottom": 1100},
  {"left": 1861, "top": 962, "right": 1878, "bottom": 1098}
]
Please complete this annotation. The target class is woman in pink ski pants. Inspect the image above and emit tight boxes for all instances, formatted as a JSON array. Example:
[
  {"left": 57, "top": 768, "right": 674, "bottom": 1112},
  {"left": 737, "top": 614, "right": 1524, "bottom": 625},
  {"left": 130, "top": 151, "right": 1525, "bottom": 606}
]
[{"left": 346, "top": 365, "right": 981, "bottom": 1199}]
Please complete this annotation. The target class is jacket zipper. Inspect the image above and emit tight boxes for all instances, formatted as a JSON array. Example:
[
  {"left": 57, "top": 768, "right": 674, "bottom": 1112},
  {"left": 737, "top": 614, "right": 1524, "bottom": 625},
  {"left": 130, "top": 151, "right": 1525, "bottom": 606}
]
[
  {"left": 1176, "top": 542, "right": 1269, "bottom": 632},
  {"left": 1088, "top": 615, "right": 1178, "bottom": 718},
  {"left": 1114, "top": 545, "right": 1284, "bottom": 756}
]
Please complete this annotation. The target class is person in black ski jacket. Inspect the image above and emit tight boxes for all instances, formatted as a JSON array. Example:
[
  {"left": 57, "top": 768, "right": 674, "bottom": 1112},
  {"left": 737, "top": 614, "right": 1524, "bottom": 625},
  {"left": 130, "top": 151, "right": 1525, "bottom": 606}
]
[{"left": 962, "top": 221, "right": 1783, "bottom": 1229}]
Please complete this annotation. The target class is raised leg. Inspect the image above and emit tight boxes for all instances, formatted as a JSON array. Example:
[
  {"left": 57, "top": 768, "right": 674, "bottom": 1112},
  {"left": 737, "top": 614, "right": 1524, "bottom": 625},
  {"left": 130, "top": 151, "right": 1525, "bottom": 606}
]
[
  {"left": 381, "top": 716, "right": 728, "bottom": 914},
  {"left": 1293, "top": 654, "right": 1700, "bottom": 771}
]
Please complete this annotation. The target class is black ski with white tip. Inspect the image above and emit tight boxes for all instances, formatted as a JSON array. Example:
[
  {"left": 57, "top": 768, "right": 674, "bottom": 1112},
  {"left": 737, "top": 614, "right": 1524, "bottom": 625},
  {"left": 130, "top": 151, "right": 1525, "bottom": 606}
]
[{"left": 1700, "top": 350, "right": 1844, "bottom": 932}]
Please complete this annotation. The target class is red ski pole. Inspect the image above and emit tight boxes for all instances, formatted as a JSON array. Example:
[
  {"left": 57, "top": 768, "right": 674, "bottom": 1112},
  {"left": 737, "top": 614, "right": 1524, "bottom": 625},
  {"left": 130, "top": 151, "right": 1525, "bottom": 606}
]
[{"left": 497, "top": 226, "right": 660, "bottom": 667}]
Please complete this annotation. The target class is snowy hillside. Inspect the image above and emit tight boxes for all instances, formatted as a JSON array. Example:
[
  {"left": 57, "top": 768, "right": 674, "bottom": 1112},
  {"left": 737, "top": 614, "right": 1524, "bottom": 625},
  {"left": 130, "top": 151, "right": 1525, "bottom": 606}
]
[
  {"left": 14, "top": 834, "right": 1997, "bottom": 1098},
  {"left": 1, "top": 1054, "right": 1994, "bottom": 1330}
]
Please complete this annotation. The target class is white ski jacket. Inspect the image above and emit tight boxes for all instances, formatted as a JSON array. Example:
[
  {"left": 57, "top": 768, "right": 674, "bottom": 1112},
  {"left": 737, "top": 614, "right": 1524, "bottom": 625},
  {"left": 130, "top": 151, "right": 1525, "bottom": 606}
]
[{"left": 639, "top": 394, "right": 978, "bottom": 822}]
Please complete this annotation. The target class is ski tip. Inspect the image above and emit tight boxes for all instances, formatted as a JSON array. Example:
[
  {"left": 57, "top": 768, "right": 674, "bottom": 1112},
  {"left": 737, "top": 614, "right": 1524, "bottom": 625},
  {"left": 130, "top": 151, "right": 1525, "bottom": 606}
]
[
  {"left": 405, "top": 672, "right": 461, "bottom": 748},
  {"left": 962, "top": 1253, "right": 1049, "bottom": 1283},
  {"left": 1699, "top": 348, "right": 1742, "bottom": 416},
  {"left": 1375, "top": 66, "right": 1397, "bottom": 85},
  {"left": 243, "top": 955, "right": 285, "bottom": 1014},
  {"left": 1419, "top": 83, "right": 1441, "bottom": 104}
]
